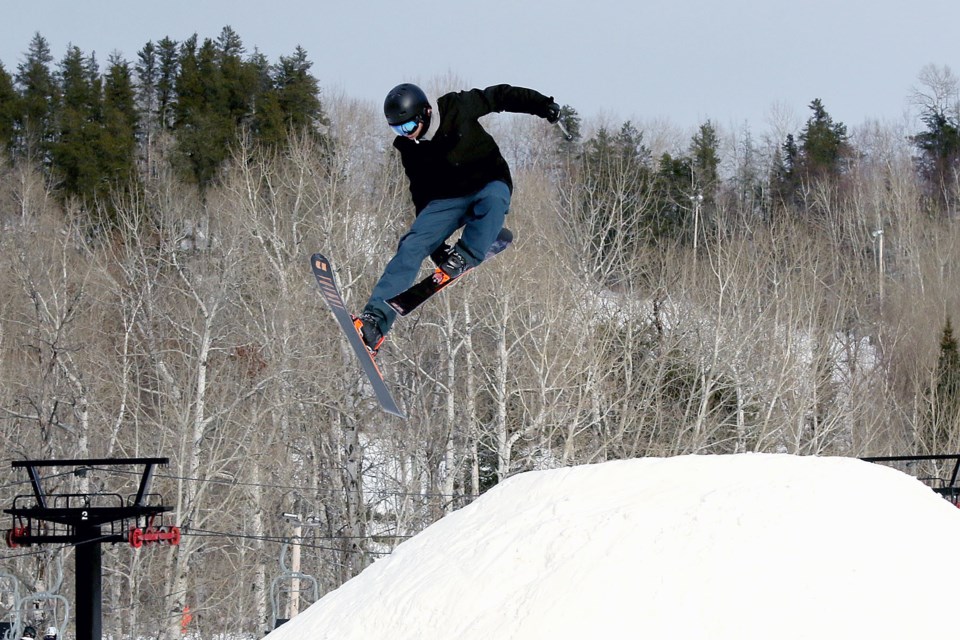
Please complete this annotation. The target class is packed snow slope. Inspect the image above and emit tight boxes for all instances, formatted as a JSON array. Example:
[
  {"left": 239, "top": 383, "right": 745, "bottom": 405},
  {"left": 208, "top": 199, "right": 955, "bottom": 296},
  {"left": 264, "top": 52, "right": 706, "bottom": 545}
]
[{"left": 266, "top": 454, "right": 960, "bottom": 639}]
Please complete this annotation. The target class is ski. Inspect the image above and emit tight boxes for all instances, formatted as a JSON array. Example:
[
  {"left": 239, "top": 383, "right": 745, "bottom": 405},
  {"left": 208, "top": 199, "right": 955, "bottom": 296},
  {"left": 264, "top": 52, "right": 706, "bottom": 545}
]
[
  {"left": 310, "top": 253, "right": 406, "bottom": 419},
  {"left": 387, "top": 228, "right": 513, "bottom": 316}
]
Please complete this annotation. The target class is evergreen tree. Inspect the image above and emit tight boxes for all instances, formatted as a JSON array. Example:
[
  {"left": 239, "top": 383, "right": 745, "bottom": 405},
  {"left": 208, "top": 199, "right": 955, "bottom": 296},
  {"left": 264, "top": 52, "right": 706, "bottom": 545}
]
[
  {"left": 51, "top": 45, "right": 102, "bottom": 201},
  {"left": 796, "top": 98, "right": 851, "bottom": 181},
  {"left": 614, "top": 121, "right": 649, "bottom": 166},
  {"left": 248, "top": 49, "right": 272, "bottom": 96},
  {"left": 274, "top": 46, "right": 323, "bottom": 131},
  {"left": 10, "top": 28, "right": 328, "bottom": 191},
  {"left": 732, "top": 128, "right": 766, "bottom": 218},
  {"left": 578, "top": 122, "right": 653, "bottom": 269},
  {"left": 155, "top": 37, "right": 179, "bottom": 130},
  {"left": 174, "top": 35, "right": 201, "bottom": 123},
  {"left": 927, "top": 318, "right": 960, "bottom": 452},
  {"left": 0, "top": 62, "right": 18, "bottom": 153},
  {"left": 689, "top": 120, "right": 720, "bottom": 196},
  {"left": 687, "top": 120, "right": 720, "bottom": 237},
  {"left": 15, "top": 32, "right": 59, "bottom": 162},
  {"left": 254, "top": 45, "right": 324, "bottom": 148},
  {"left": 217, "top": 26, "right": 258, "bottom": 125},
  {"left": 770, "top": 133, "right": 799, "bottom": 209},
  {"left": 782, "top": 133, "right": 799, "bottom": 173},
  {"left": 252, "top": 86, "right": 285, "bottom": 149},
  {"left": 654, "top": 151, "right": 694, "bottom": 237},
  {"left": 911, "top": 109, "right": 960, "bottom": 207},
  {"left": 770, "top": 100, "right": 850, "bottom": 209},
  {"left": 135, "top": 41, "right": 159, "bottom": 132},
  {"left": 100, "top": 54, "right": 138, "bottom": 192},
  {"left": 555, "top": 104, "right": 581, "bottom": 156},
  {"left": 48, "top": 47, "right": 137, "bottom": 212},
  {"left": 196, "top": 36, "right": 225, "bottom": 112},
  {"left": 579, "top": 126, "right": 618, "bottom": 264},
  {"left": 173, "top": 35, "right": 233, "bottom": 188}
]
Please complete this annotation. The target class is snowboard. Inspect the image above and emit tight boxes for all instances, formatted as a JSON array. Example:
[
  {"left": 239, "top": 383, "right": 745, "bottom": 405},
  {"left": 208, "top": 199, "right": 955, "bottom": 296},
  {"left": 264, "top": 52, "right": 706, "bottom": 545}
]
[
  {"left": 387, "top": 228, "right": 513, "bottom": 316},
  {"left": 311, "top": 253, "right": 406, "bottom": 419}
]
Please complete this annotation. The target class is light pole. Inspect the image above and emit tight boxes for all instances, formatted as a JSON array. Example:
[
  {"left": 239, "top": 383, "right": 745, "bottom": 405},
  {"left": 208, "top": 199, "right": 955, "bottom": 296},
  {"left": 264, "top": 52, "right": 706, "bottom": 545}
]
[
  {"left": 690, "top": 192, "right": 704, "bottom": 262},
  {"left": 871, "top": 228, "right": 884, "bottom": 305}
]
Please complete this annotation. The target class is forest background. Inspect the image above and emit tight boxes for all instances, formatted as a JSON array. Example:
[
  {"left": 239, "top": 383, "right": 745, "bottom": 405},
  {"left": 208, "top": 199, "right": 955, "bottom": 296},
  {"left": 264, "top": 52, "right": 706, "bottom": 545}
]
[{"left": 2, "top": 26, "right": 960, "bottom": 639}]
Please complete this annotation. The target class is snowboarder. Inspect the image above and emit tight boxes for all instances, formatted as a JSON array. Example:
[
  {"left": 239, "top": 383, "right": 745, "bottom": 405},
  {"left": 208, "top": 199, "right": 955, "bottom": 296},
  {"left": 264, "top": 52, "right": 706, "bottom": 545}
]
[
  {"left": 353, "top": 82, "right": 561, "bottom": 354},
  {"left": 42, "top": 627, "right": 58, "bottom": 640}
]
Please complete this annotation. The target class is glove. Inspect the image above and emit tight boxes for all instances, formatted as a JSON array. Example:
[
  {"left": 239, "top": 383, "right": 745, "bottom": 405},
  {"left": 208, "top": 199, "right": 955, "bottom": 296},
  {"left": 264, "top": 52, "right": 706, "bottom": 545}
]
[{"left": 543, "top": 101, "right": 561, "bottom": 124}]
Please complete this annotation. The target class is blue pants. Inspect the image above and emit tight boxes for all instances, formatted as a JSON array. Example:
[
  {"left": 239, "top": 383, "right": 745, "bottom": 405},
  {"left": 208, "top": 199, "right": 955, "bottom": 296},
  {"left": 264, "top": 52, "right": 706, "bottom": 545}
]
[{"left": 364, "top": 180, "right": 510, "bottom": 334}]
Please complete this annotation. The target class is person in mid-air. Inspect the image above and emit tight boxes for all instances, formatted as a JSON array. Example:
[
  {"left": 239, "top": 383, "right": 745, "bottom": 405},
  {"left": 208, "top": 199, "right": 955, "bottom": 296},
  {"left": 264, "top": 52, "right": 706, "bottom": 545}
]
[{"left": 353, "top": 82, "right": 561, "bottom": 354}]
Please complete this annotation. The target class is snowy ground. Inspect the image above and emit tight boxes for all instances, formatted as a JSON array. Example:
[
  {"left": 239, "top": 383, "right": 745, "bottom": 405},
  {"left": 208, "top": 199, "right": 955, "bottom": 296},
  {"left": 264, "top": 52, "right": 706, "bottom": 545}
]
[{"left": 265, "top": 454, "right": 960, "bottom": 639}]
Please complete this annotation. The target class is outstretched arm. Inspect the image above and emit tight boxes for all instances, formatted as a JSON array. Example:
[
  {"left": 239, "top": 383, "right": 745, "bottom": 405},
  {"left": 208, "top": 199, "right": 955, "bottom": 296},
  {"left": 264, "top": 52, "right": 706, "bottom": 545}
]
[{"left": 463, "top": 84, "right": 560, "bottom": 122}]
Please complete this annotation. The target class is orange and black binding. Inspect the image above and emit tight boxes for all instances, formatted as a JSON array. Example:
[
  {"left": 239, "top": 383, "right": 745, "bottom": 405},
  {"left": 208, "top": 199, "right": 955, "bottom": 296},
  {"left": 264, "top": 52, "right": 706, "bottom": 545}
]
[
  {"left": 352, "top": 313, "right": 386, "bottom": 357},
  {"left": 387, "top": 228, "right": 513, "bottom": 316}
]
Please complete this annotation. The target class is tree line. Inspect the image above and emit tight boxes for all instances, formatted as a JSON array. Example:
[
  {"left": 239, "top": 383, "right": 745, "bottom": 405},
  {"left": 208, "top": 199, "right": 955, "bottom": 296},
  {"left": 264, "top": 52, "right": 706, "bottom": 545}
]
[
  {"left": 1, "top": 27, "right": 960, "bottom": 638},
  {"left": 0, "top": 27, "right": 324, "bottom": 213},
  {"left": 2, "top": 28, "right": 960, "bottom": 232}
]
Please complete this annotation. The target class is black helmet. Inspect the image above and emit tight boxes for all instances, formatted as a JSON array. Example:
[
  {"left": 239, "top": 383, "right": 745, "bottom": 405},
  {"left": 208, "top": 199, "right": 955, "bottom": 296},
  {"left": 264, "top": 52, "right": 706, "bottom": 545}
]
[
  {"left": 22, "top": 626, "right": 37, "bottom": 639},
  {"left": 383, "top": 83, "right": 430, "bottom": 126}
]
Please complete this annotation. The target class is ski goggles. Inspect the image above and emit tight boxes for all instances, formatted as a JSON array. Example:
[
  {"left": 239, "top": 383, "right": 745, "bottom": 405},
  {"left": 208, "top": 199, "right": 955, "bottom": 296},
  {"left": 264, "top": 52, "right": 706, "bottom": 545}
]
[{"left": 390, "top": 118, "right": 420, "bottom": 136}]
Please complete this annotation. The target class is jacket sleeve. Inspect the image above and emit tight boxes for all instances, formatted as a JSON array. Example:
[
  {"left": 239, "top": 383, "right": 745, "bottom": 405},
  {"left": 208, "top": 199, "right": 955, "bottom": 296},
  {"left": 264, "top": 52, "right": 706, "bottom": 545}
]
[{"left": 460, "top": 84, "right": 555, "bottom": 120}]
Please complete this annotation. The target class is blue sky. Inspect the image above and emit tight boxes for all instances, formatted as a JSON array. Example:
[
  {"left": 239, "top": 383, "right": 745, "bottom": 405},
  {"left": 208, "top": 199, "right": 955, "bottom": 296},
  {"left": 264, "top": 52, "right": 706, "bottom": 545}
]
[{"left": 2, "top": 0, "right": 958, "bottom": 132}]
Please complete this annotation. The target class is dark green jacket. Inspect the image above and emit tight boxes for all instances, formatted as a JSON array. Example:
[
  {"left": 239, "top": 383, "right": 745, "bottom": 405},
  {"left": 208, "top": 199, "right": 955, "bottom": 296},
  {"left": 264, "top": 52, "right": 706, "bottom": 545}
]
[{"left": 393, "top": 84, "right": 554, "bottom": 213}]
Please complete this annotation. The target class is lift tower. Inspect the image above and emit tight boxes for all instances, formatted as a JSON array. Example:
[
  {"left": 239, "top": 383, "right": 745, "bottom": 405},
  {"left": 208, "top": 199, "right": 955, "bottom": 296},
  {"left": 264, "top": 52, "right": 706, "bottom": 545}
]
[{"left": 5, "top": 458, "right": 181, "bottom": 640}]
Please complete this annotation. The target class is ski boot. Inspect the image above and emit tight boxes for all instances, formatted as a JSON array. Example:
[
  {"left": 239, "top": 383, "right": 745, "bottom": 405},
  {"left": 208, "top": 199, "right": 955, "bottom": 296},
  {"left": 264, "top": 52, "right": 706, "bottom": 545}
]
[
  {"left": 352, "top": 311, "right": 386, "bottom": 356},
  {"left": 430, "top": 242, "right": 453, "bottom": 268},
  {"left": 432, "top": 245, "right": 470, "bottom": 285}
]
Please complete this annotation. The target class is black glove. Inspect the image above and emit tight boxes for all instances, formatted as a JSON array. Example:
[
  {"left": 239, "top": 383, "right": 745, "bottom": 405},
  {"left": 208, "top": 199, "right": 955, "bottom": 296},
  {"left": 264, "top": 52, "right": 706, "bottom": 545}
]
[{"left": 543, "top": 101, "right": 561, "bottom": 124}]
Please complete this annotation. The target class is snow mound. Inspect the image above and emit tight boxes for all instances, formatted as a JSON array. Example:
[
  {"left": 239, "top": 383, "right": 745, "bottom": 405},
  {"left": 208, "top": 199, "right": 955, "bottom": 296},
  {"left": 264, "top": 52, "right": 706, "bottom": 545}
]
[{"left": 266, "top": 454, "right": 960, "bottom": 639}]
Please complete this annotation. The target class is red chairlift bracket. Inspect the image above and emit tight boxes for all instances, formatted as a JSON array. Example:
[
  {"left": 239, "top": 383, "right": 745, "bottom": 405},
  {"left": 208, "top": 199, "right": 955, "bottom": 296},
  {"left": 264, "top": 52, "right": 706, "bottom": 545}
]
[
  {"left": 128, "top": 525, "right": 182, "bottom": 549},
  {"left": 5, "top": 525, "right": 28, "bottom": 548}
]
